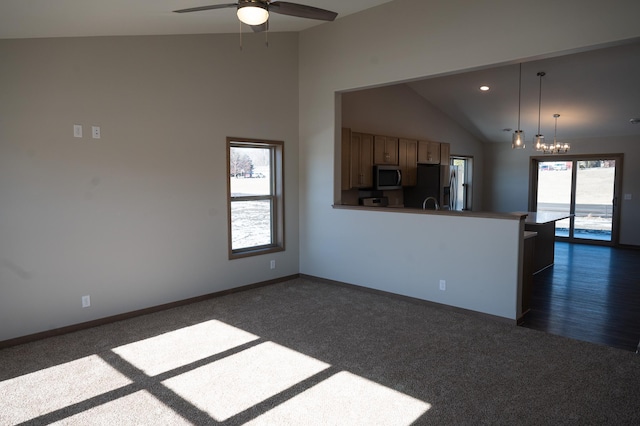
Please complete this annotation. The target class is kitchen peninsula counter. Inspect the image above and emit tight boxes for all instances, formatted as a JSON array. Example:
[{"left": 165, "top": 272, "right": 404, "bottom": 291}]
[
  {"left": 517, "top": 211, "right": 572, "bottom": 273},
  {"left": 332, "top": 203, "right": 532, "bottom": 320},
  {"left": 332, "top": 204, "right": 527, "bottom": 221}
]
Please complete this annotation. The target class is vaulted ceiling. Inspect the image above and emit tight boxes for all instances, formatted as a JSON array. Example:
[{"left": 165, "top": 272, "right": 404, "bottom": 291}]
[
  {"left": 2, "top": 1, "right": 639, "bottom": 144},
  {"left": 0, "top": 1, "right": 392, "bottom": 38},
  {"left": 407, "top": 41, "right": 640, "bottom": 144}
]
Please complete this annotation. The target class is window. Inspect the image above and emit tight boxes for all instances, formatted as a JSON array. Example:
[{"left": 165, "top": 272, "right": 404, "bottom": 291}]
[
  {"left": 227, "top": 138, "right": 284, "bottom": 259},
  {"left": 450, "top": 155, "right": 473, "bottom": 211}
]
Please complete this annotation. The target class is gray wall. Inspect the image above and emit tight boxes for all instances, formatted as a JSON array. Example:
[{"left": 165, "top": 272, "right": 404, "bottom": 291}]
[
  {"left": 4, "top": 0, "right": 640, "bottom": 342},
  {"left": 0, "top": 33, "right": 300, "bottom": 341},
  {"left": 297, "top": 0, "right": 640, "bottom": 317}
]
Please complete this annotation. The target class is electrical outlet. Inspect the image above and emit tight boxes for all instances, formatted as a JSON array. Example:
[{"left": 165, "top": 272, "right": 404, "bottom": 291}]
[
  {"left": 82, "top": 295, "right": 91, "bottom": 308},
  {"left": 270, "top": 260, "right": 276, "bottom": 270},
  {"left": 92, "top": 126, "right": 101, "bottom": 139},
  {"left": 439, "top": 280, "right": 446, "bottom": 291}
]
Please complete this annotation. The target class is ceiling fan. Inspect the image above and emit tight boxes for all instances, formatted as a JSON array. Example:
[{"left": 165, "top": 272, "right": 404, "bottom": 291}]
[{"left": 173, "top": 0, "right": 338, "bottom": 33}]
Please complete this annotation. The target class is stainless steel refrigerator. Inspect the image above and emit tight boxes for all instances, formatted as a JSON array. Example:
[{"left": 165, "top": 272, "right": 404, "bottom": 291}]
[{"left": 404, "top": 164, "right": 459, "bottom": 210}]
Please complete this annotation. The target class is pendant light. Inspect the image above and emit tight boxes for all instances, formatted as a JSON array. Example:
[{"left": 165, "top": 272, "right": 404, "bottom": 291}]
[
  {"left": 534, "top": 72, "right": 547, "bottom": 151},
  {"left": 550, "top": 114, "right": 570, "bottom": 154},
  {"left": 512, "top": 63, "right": 525, "bottom": 149}
]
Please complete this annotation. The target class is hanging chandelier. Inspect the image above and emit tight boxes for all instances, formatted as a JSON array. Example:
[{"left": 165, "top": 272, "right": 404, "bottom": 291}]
[
  {"left": 541, "top": 114, "right": 570, "bottom": 154},
  {"left": 512, "top": 63, "right": 525, "bottom": 149}
]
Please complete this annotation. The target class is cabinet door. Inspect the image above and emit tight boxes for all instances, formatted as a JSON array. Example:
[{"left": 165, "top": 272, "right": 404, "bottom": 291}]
[
  {"left": 398, "top": 138, "right": 417, "bottom": 187},
  {"left": 341, "top": 128, "right": 352, "bottom": 190},
  {"left": 350, "top": 132, "right": 374, "bottom": 188},
  {"left": 417, "top": 140, "right": 441, "bottom": 164},
  {"left": 374, "top": 136, "right": 399, "bottom": 165},
  {"left": 440, "top": 142, "right": 450, "bottom": 165}
]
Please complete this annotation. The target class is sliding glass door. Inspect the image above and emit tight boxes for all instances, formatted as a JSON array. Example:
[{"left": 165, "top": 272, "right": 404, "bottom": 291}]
[
  {"left": 531, "top": 155, "right": 622, "bottom": 245},
  {"left": 574, "top": 160, "right": 616, "bottom": 241}
]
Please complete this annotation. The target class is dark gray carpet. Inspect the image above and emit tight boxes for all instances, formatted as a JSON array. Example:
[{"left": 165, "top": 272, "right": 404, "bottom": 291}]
[{"left": 1, "top": 277, "right": 639, "bottom": 425}]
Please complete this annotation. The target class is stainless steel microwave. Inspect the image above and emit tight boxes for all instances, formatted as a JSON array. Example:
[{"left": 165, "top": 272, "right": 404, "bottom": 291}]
[{"left": 373, "top": 165, "right": 402, "bottom": 190}]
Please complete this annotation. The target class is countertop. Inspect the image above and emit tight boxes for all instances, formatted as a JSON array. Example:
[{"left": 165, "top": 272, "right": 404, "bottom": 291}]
[
  {"left": 333, "top": 204, "right": 527, "bottom": 221},
  {"left": 518, "top": 211, "right": 572, "bottom": 224},
  {"left": 334, "top": 205, "right": 572, "bottom": 225}
]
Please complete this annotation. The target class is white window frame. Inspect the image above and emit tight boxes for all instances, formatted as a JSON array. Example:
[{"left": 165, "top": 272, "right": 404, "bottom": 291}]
[{"left": 227, "top": 137, "right": 285, "bottom": 259}]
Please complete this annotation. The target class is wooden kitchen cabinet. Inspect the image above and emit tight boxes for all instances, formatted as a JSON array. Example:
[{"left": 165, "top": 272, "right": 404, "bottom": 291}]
[
  {"left": 341, "top": 128, "right": 352, "bottom": 190},
  {"left": 374, "top": 135, "right": 399, "bottom": 165},
  {"left": 417, "top": 140, "right": 441, "bottom": 164},
  {"left": 349, "top": 132, "right": 374, "bottom": 188},
  {"left": 398, "top": 138, "right": 417, "bottom": 186},
  {"left": 440, "top": 142, "right": 450, "bottom": 165}
]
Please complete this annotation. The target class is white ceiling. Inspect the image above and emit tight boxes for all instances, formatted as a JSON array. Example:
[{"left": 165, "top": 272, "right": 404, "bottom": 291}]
[
  {"left": 407, "top": 41, "right": 640, "bottom": 144},
  {"left": 2, "top": 1, "right": 639, "bottom": 144},
  {"left": 0, "top": 0, "right": 392, "bottom": 38}
]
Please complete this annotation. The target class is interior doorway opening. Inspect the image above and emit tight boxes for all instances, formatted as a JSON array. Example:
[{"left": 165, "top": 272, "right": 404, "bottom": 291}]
[{"left": 450, "top": 155, "right": 473, "bottom": 211}]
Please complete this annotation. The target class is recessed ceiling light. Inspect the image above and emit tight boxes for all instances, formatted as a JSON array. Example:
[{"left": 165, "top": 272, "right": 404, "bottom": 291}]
[{"left": 480, "top": 85, "right": 490, "bottom": 91}]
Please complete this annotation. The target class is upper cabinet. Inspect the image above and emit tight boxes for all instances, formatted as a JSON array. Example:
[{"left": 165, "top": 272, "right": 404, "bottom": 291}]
[
  {"left": 374, "top": 135, "right": 399, "bottom": 165},
  {"left": 417, "top": 140, "right": 440, "bottom": 164},
  {"left": 341, "top": 128, "right": 352, "bottom": 191},
  {"left": 398, "top": 138, "right": 418, "bottom": 187},
  {"left": 440, "top": 142, "right": 450, "bottom": 165},
  {"left": 347, "top": 131, "right": 374, "bottom": 189},
  {"left": 342, "top": 128, "right": 450, "bottom": 191}
]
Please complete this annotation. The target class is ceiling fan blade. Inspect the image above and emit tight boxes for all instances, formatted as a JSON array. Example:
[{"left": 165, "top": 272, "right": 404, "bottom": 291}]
[
  {"left": 173, "top": 3, "right": 237, "bottom": 14},
  {"left": 250, "top": 22, "right": 268, "bottom": 32},
  {"left": 269, "top": 1, "right": 338, "bottom": 21}
]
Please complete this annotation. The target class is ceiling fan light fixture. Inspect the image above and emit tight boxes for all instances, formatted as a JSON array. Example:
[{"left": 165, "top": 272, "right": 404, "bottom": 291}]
[{"left": 237, "top": 3, "right": 269, "bottom": 26}]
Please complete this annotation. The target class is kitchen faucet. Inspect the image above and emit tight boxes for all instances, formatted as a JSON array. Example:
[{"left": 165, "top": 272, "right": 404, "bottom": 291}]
[{"left": 422, "top": 197, "right": 439, "bottom": 210}]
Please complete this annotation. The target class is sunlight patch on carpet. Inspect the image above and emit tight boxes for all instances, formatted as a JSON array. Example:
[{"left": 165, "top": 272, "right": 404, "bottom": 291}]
[
  {"left": 245, "top": 371, "right": 431, "bottom": 425},
  {"left": 0, "top": 355, "right": 132, "bottom": 425},
  {"left": 162, "top": 341, "right": 331, "bottom": 421},
  {"left": 49, "top": 390, "right": 192, "bottom": 425},
  {"left": 112, "top": 319, "right": 259, "bottom": 375}
]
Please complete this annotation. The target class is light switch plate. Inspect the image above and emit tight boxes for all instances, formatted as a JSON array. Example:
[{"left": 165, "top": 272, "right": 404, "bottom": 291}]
[{"left": 73, "top": 124, "right": 83, "bottom": 138}]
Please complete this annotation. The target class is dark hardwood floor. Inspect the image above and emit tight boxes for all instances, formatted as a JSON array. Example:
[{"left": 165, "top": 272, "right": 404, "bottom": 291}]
[{"left": 520, "top": 242, "right": 640, "bottom": 352}]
